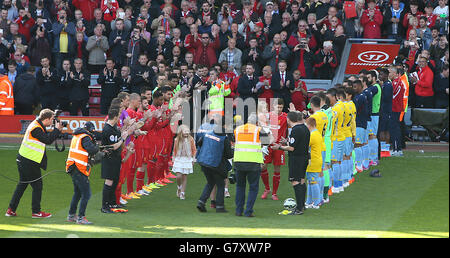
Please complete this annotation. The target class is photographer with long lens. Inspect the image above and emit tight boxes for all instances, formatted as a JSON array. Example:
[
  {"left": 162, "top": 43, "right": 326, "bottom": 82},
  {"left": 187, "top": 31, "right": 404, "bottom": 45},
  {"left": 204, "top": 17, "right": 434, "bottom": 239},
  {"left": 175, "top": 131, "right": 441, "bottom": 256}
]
[
  {"left": 66, "top": 122, "right": 100, "bottom": 225},
  {"left": 5, "top": 109, "right": 63, "bottom": 218}
]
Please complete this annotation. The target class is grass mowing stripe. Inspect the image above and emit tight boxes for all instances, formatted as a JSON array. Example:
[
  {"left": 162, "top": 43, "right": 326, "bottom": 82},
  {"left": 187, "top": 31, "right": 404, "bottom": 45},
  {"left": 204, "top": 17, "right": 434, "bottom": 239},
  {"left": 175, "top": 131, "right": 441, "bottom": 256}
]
[
  {"left": 0, "top": 149, "right": 447, "bottom": 238},
  {"left": 389, "top": 170, "right": 449, "bottom": 237}
]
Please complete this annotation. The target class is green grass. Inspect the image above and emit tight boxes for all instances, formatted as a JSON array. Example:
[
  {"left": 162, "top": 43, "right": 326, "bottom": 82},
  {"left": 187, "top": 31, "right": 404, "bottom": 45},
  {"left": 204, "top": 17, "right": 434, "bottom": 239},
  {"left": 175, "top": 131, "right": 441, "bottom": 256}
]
[{"left": 0, "top": 146, "right": 448, "bottom": 238}]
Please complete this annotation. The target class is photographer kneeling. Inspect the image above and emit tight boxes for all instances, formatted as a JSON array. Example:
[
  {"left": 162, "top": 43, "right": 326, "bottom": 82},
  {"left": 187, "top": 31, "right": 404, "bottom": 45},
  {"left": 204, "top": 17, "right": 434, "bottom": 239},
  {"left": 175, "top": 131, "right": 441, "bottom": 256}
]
[
  {"left": 5, "top": 109, "right": 63, "bottom": 218},
  {"left": 66, "top": 122, "right": 100, "bottom": 225}
]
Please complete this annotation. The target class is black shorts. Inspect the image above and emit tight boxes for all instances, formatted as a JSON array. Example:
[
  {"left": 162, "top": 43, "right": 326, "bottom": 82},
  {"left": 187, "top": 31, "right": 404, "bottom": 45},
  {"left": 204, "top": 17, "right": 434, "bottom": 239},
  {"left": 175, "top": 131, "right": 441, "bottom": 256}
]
[
  {"left": 101, "top": 159, "right": 121, "bottom": 180},
  {"left": 379, "top": 113, "right": 391, "bottom": 132},
  {"left": 288, "top": 155, "right": 307, "bottom": 182}
]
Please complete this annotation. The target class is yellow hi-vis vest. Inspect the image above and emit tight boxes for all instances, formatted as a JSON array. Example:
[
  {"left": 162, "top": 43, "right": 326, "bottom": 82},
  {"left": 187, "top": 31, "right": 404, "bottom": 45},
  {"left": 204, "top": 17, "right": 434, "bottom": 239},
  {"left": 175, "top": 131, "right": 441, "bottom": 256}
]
[
  {"left": 233, "top": 123, "right": 263, "bottom": 164},
  {"left": 18, "top": 120, "right": 46, "bottom": 164},
  {"left": 66, "top": 133, "right": 92, "bottom": 176}
]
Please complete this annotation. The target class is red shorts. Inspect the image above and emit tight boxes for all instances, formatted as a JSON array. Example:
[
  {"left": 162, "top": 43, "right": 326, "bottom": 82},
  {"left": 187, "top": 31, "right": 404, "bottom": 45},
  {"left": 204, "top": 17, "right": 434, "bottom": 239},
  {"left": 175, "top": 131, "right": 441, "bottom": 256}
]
[
  {"left": 134, "top": 145, "right": 144, "bottom": 168},
  {"left": 264, "top": 147, "right": 285, "bottom": 166}
]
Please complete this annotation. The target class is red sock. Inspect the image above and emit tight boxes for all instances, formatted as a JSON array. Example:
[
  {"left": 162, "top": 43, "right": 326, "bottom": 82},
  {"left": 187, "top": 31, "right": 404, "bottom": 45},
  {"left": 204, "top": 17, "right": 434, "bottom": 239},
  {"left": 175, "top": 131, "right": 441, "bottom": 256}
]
[
  {"left": 126, "top": 167, "right": 136, "bottom": 193},
  {"left": 147, "top": 162, "right": 155, "bottom": 184},
  {"left": 261, "top": 169, "right": 270, "bottom": 191},
  {"left": 136, "top": 170, "right": 145, "bottom": 191},
  {"left": 115, "top": 183, "right": 122, "bottom": 204},
  {"left": 272, "top": 172, "right": 280, "bottom": 195}
]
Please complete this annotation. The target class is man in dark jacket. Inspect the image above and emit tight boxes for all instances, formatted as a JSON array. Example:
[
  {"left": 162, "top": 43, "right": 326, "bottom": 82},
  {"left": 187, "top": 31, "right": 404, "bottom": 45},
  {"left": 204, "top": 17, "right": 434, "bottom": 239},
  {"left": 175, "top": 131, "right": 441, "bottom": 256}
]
[
  {"left": 237, "top": 63, "right": 262, "bottom": 123},
  {"left": 313, "top": 41, "right": 338, "bottom": 79},
  {"left": 117, "top": 65, "right": 132, "bottom": 93},
  {"left": 382, "top": 0, "right": 406, "bottom": 44},
  {"left": 69, "top": 58, "right": 91, "bottom": 116},
  {"left": 6, "top": 109, "right": 63, "bottom": 218},
  {"left": 130, "top": 54, "right": 154, "bottom": 94},
  {"left": 56, "top": 59, "right": 72, "bottom": 112},
  {"left": 271, "top": 60, "right": 294, "bottom": 112},
  {"left": 124, "top": 27, "right": 148, "bottom": 68},
  {"left": 98, "top": 58, "right": 120, "bottom": 115},
  {"left": 13, "top": 65, "right": 39, "bottom": 114},
  {"left": 108, "top": 18, "right": 129, "bottom": 70},
  {"left": 241, "top": 37, "right": 264, "bottom": 77},
  {"left": 290, "top": 39, "right": 314, "bottom": 79},
  {"left": 433, "top": 64, "right": 449, "bottom": 108},
  {"left": 36, "top": 57, "right": 59, "bottom": 110}
]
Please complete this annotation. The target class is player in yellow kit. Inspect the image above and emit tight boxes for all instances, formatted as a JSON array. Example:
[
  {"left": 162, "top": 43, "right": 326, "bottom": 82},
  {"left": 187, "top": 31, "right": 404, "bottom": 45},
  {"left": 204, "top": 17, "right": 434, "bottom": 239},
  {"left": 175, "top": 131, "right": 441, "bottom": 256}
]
[
  {"left": 308, "top": 96, "right": 328, "bottom": 204},
  {"left": 304, "top": 117, "right": 323, "bottom": 209},
  {"left": 326, "top": 88, "right": 346, "bottom": 194},
  {"left": 341, "top": 87, "right": 356, "bottom": 188}
]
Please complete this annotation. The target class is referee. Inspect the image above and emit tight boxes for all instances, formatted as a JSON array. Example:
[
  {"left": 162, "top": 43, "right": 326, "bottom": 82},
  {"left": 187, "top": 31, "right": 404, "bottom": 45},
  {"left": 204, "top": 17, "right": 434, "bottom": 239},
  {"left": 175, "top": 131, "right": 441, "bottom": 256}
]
[
  {"left": 273, "top": 111, "right": 310, "bottom": 215},
  {"left": 101, "top": 108, "right": 129, "bottom": 213}
]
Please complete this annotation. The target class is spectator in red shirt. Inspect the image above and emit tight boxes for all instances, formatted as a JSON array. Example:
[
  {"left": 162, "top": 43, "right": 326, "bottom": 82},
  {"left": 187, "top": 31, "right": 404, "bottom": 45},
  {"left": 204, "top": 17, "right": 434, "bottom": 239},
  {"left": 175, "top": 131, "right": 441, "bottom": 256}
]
[
  {"left": 72, "top": 0, "right": 99, "bottom": 22},
  {"left": 16, "top": 7, "right": 35, "bottom": 43},
  {"left": 424, "top": 3, "right": 438, "bottom": 29},
  {"left": 402, "top": 1, "right": 423, "bottom": 30},
  {"left": 184, "top": 22, "right": 199, "bottom": 54},
  {"left": 290, "top": 69, "right": 308, "bottom": 112},
  {"left": 193, "top": 31, "right": 220, "bottom": 68},
  {"left": 411, "top": 56, "right": 435, "bottom": 108},
  {"left": 318, "top": 5, "right": 341, "bottom": 30},
  {"left": 360, "top": 0, "right": 383, "bottom": 39},
  {"left": 101, "top": 0, "right": 119, "bottom": 22}
]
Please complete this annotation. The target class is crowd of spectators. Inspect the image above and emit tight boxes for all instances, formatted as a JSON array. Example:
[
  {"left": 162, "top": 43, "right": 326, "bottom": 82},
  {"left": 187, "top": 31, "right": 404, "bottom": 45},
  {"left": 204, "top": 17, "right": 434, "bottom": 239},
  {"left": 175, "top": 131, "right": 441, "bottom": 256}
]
[{"left": 0, "top": 0, "right": 448, "bottom": 117}]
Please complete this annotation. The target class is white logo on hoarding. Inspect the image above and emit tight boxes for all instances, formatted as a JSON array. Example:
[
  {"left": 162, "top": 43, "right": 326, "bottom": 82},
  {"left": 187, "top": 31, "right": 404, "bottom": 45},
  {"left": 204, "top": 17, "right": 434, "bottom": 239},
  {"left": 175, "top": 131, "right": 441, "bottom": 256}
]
[{"left": 357, "top": 51, "right": 389, "bottom": 63}]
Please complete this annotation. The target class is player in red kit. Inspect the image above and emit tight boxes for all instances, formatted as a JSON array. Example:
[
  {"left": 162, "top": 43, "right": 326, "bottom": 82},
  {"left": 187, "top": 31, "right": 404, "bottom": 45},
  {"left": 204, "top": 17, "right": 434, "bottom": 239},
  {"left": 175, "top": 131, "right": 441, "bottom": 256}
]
[
  {"left": 117, "top": 93, "right": 147, "bottom": 202},
  {"left": 290, "top": 70, "right": 308, "bottom": 112},
  {"left": 261, "top": 98, "right": 288, "bottom": 200},
  {"left": 258, "top": 65, "right": 274, "bottom": 108},
  {"left": 144, "top": 91, "right": 165, "bottom": 189},
  {"left": 157, "top": 86, "right": 177, "bottom": 184}
]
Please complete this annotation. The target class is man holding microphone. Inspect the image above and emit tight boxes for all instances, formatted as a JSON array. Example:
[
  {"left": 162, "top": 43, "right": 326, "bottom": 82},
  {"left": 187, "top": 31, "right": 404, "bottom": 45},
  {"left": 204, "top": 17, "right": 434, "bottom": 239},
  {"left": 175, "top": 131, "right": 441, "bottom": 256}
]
[{"left": 5, "top": 109, "right": 63, "bottom": 218}]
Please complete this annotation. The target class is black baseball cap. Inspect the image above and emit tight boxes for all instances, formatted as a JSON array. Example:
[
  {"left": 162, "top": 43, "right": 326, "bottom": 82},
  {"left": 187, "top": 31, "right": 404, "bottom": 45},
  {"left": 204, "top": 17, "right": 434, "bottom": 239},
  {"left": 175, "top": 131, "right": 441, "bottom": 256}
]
[{"left": 84, "top": 122, "right": 96, "bottom": 133}]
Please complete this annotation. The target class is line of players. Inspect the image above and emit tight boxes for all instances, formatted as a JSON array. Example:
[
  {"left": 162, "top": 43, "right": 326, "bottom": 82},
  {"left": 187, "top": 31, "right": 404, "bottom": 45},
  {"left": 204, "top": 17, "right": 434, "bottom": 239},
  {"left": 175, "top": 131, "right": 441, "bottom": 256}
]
[
  {"left": 109, "top": 67, "right": 384, "bottom": 211},
  {"left": 261, "top": 69, "right": 383, "bottom": 209},
  {"left": 108, "top": 87, "right": 180, "bottom": 211}
]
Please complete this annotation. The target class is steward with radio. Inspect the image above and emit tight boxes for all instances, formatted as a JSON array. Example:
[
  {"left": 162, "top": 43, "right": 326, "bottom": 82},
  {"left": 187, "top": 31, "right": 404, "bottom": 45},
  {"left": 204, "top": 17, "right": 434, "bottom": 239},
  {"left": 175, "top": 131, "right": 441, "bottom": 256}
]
[{"left": 5, "top": 109, "right": 63, "bottom": 218}]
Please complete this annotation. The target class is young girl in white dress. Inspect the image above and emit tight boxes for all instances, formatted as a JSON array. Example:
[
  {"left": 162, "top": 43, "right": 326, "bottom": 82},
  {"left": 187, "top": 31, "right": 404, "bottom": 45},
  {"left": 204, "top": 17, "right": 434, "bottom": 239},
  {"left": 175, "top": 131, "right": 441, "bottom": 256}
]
[{"left": 172, "top": 124, "right": 196, "bottom": 200}]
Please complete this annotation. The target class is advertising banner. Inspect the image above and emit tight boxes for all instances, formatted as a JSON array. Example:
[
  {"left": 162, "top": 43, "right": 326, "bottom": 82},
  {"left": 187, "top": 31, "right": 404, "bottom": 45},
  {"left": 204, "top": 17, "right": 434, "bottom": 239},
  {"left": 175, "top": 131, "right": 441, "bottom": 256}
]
[
  {"left": 0, "top": 115, "right": 106, "bottom": 134},
  {"left": 345, "top": 43, "right": 401, "bottom": 74}
]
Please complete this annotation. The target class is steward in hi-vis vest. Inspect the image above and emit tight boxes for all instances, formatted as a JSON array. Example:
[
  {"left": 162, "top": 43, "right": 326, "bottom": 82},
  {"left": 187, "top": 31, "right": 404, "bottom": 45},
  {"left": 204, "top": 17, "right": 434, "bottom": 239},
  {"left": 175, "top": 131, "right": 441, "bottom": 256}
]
[
  {"left": 233, "top": 113, "right": 271, "bottom": 217},
  {"left": 66, "top": 122, "right": 100, "bottom": 224},
  {"left": 6, "top": 109, "right": 63, "bottom": 218},
  {"left": 0, "top": 74, "right": 14, "bottom": 115}
]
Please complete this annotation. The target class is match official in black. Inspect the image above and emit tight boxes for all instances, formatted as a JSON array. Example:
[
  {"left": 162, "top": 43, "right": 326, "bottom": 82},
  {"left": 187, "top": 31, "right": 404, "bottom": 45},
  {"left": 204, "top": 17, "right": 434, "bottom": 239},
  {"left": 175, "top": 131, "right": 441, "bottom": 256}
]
[
  {"left": 273, "top": 111, "right": 310, "bottom": 215},
  {"left": 100, "top": 108, "right": 128, "bottom": 213}
]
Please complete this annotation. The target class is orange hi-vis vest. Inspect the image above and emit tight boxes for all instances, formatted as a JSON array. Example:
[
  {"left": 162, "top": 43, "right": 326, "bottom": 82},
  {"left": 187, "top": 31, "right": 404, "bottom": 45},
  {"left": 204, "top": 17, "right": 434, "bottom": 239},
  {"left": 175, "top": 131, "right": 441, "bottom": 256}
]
[
  {"left": 66, "top": 133, "right": 93, "bottom": 176},
  {"left": 233, "top": 123, "right": 264, "bottom": 164},
  {"left": 0, "top": 75, "right": 14, "bottom": 115},
  {"left": 399, "top": 73, "right": 409, "bottom": 121}
]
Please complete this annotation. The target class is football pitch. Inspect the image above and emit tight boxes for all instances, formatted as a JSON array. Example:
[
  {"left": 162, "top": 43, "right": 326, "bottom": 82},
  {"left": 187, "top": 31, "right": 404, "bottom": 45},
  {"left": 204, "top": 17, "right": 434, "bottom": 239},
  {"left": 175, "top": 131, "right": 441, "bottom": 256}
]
[{"left": 0, "top": 145, "right": 448, "bottom": 238}]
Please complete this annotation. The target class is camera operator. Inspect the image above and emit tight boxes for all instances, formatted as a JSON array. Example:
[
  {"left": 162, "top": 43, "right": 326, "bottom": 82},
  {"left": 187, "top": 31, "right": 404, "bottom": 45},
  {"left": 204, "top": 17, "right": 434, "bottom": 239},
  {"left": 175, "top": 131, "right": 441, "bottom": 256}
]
[
  {"left": 5, "top": 109, "right": 63, "bottom": 218},
  {"left": 66, "top": 121, "right": 99, "bottom": 224}
]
